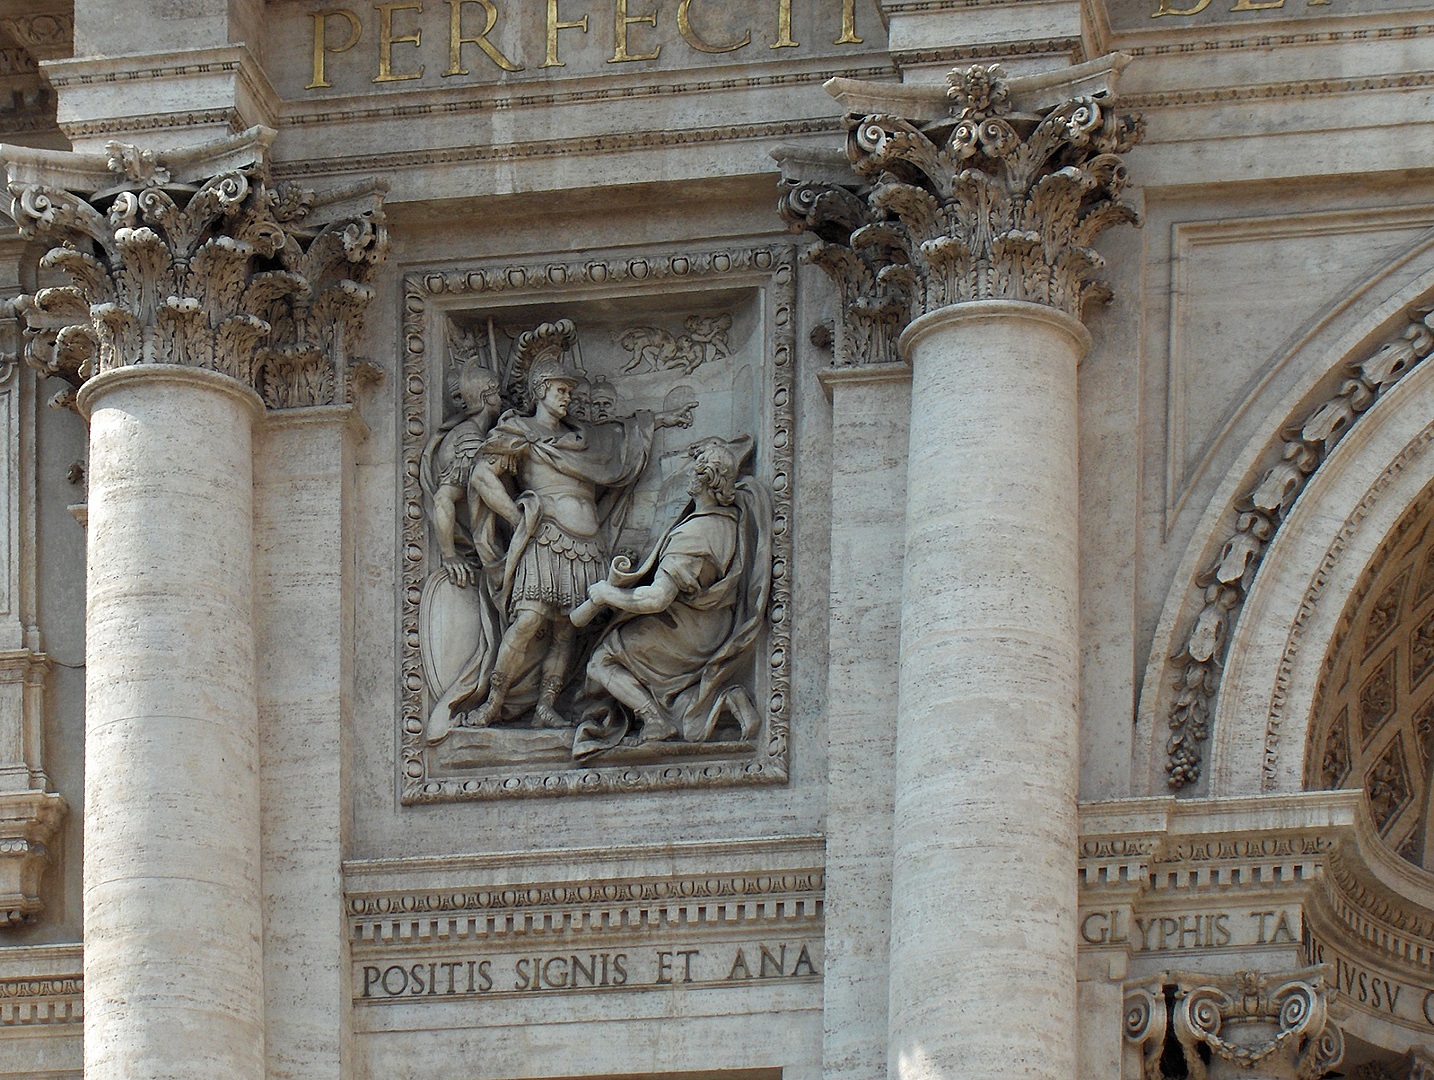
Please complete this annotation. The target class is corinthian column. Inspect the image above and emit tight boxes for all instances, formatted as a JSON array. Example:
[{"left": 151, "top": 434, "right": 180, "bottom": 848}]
[
  {"left": 786, "top": 56, "right": 1142, "bottom": 1080},
  {"left": 3, "top": 129, "right": 386, "bottom": 1080}
]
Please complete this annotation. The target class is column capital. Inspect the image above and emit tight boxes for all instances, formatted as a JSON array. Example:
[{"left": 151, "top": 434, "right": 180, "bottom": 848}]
[
  {"left": 4, "top": 128, "right": 388, "bottom": 412},
  {"left": 1126, "top": 967, "right": 1345, "bottom": 1080},
  {"left": 779, "top": 54, "right": 1143, "bottom": 351}
]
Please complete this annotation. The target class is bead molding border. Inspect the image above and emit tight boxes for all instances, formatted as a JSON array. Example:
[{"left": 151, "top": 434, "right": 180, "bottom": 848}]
[{"left": 398, "top": 244, "right": 797, "bottom": 803}]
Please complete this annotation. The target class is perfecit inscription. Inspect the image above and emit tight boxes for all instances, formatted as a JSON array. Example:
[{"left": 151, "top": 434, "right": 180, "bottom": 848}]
[
  {"left": 356, "top": 939, "right": 821, "bottom": 1001},
  {"left": 306, "top": 0, "right": 867, "bottom": 88}
]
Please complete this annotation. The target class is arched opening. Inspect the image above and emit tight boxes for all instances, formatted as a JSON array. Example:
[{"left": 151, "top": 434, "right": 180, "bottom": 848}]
[{"left": 1306, "top": 479, "right": 1434, "bottom": 867}]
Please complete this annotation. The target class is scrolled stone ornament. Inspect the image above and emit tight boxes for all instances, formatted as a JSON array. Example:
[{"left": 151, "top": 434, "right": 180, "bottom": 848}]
[
  {"left": 1, "top": 131, "right": 388, "bottom": 410},
  {"left": 1123, "top": 984, "right": 1168, "bottom": 1080},
  {"left": 852, "top": 116, "right": 893, "bottom": 156},
  {"left": 1064, "top": 97, "right": 1105, "bottom": 141},
  {"left": 1167, "top": 967, "right": 1343, "bottom": 1080}
]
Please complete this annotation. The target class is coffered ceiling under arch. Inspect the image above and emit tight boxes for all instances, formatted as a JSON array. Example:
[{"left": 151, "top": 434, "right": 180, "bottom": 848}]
[{"left": 1310, "top": 479, "right": 1434, "bottom": 868}]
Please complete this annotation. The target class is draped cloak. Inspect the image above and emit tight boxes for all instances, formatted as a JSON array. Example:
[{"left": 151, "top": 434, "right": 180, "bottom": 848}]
[
  {"left": 572, "top": 478, "right": 772, "bottom": 759},
  {"left": 421, "top": 409, "right": 657, "bottom": 740}
]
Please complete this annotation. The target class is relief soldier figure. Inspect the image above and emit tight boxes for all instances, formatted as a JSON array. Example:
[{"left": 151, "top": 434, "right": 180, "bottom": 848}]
[
  {"left": 418, "top": 314, "right": 773, "bottom": 767},
  {"left": 460, "top": 320, "right": 695, "bottom": 730},
  {"left": 570, "top": 436, "right": 772, "bottom": 757},
  {"left": 418, "top": 359, "right": 505, "bottom": 743}
]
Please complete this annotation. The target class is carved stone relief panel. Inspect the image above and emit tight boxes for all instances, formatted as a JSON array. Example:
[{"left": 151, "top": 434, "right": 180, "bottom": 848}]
[{"left": 399, "top": 245, "right": 794, "bottom": 802}]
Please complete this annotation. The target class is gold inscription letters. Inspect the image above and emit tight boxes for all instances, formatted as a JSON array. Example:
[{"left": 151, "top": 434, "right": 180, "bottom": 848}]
[
  {"left": 307, "top": 8, "right": 363, "bottom": 89},
  {"left": 304, "top": 1, "right": 865, "bottom": 86},
  {"left": 445, "top": 0, "right": 522, "bottom": 74},
  {"left": 543, "top": 0, "right": 589, "bottom": 67},
  {"left": 677, "top": 0, "right": 751, "bottom": 53},
  {"left": 374, "top": 2, "right": 425, "bottom": 82},
  {"left": 610, "top": 0, "right": 661, "bottom": 62},
  {"left": 1153, "top": 0, "right": 1329, "bottom": 16}
]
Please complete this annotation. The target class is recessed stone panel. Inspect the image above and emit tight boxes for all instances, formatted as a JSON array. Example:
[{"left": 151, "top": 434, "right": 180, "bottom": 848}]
[{"left": 398, "top": 244, "right": 795, "bottom": 803}]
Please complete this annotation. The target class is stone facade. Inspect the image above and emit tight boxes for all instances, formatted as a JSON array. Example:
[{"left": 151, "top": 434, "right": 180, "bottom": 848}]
[{"left": 2, "top": 2, "right": 1434, "bottom": 1079}]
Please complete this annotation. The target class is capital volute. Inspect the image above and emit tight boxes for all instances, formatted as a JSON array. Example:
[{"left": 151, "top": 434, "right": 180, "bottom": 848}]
[
  {"left": 778, "top": 54, "right": 1143, "bottom": 366},
  {"left": 2, "top": 128, "right": 388, "bottom": 411},
  {"left": 1126, "top": 966, "right": 1345, "bottom": 1080}
]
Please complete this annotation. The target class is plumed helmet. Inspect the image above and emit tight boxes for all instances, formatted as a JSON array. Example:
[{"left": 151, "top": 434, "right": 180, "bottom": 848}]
[{"left": 508, "top": 319, "right": 580, "bottom": 408}]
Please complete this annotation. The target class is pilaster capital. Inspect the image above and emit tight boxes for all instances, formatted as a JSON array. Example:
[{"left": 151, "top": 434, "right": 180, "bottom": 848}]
[
  {"left": 778, "top": 54, "right": 1143, "bottom": 363},
  {"left": 3, "top": 128, "right": 388, "bottom": 412},
  {"left": 0, "top": 789, "right": 65, "bottom": 927},
  {"left": 776, "top": 147, "right": 916, "bottom": 368},
  {"left": 1126, "top": 967, "right": 1345, "bottom": 1080}
]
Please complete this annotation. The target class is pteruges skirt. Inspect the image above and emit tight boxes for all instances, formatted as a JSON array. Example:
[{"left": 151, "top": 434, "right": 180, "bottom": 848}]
[{"left": 510, "top": 520, "right": 606, "bottom": 611}]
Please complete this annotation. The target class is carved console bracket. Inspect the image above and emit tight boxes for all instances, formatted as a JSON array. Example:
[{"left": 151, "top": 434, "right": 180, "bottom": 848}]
[
  {"left": 1, "top": 127, "right": 388, "bottom": 411},
  {"left": 777, "top": 54, "right": 1143, "bottom": 365},
  {"left": 1127, "top": 967, "right": 1344, "bottom": 1080},
  {"left": 0, "top": 789, "right": 64, "bottom": 926}
]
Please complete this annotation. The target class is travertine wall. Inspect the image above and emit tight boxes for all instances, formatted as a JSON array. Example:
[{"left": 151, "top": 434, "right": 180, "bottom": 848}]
[{"left": 5, "top": 1, "right": 1434, "bottom": 1079}]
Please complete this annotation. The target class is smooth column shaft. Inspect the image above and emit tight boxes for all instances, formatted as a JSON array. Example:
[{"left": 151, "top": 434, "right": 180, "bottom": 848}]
[
  {"left": 889, "top": 301, "right": 1089, "bottom": 1080},
  {"left": 255, "top": 408, "right": 361, "bottom": 1080},
  {"left": 80, "top": 366, "right": 264, "bottom": 1080},
  {"left": 822, "top": 366, "right": 910, "bottom": 1080}
]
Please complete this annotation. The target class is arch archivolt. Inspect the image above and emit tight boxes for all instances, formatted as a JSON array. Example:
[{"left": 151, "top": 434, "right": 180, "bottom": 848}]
[
  {"left": 1212, "top": 368, "right": 1434, "bottom": 796},
  {"left": 1136, "top": 246, "right": 1434, "bottom": 798}
]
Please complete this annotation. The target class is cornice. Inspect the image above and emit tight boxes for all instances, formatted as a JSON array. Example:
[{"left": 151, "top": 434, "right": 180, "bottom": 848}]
[
  {"left": 1121, "top": 69, "right": 1434, "bottom": 110},
  {"left": 884, "top": 0, "right": 1062, "bottom": 9},
  {"left": 348, "top": 867, "right": 824, "bottom": 943},
  {"left": 0, "top": 974, "right": 82, "bottom": 1025},
  {"left": 346, "top": 843, "right": 825, "bottom": 948},
  {"left": 344, "top": 834, "right": 824, "bottom": 877},
  {"left": 1115, "top": 18, "right": 1434, "bottom": 57},
  {"left": 0, "top": 944, "right": 81, "bottom": 1027},
  {"left": 890, "top": 37, "right": 1085, "bottom": 67},
  {"left": 279, "top": 63, "right": 894, "bottom": 129},
  {"left": 273, "top": 117, "right": 844, "bottom": 180},
  {"left": 1080, "top": 792, "right": 1356, "bottom": 896}
]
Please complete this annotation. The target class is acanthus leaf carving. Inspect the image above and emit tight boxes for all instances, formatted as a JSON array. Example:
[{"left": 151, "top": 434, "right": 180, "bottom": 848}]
[
  {"left": 777, "top": 173, "right": 913, "bottom": 367},
  {"left": 777, "top": 60, "right": 1141, "bottom": 365},
  {"left": 4, "top": 133, "right": 388, "bottom": 411},
  {"left": 843, "top": 68, "right": 1143, "bottom": 320},
  {"left": 1166, "top": 308, "right": 1434, "bottom": 788}
]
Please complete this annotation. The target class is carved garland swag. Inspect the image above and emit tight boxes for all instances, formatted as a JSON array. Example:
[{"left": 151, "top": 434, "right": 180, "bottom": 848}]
[{"left": 6, "top": 136, "right": 388, "bottom": 410}]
